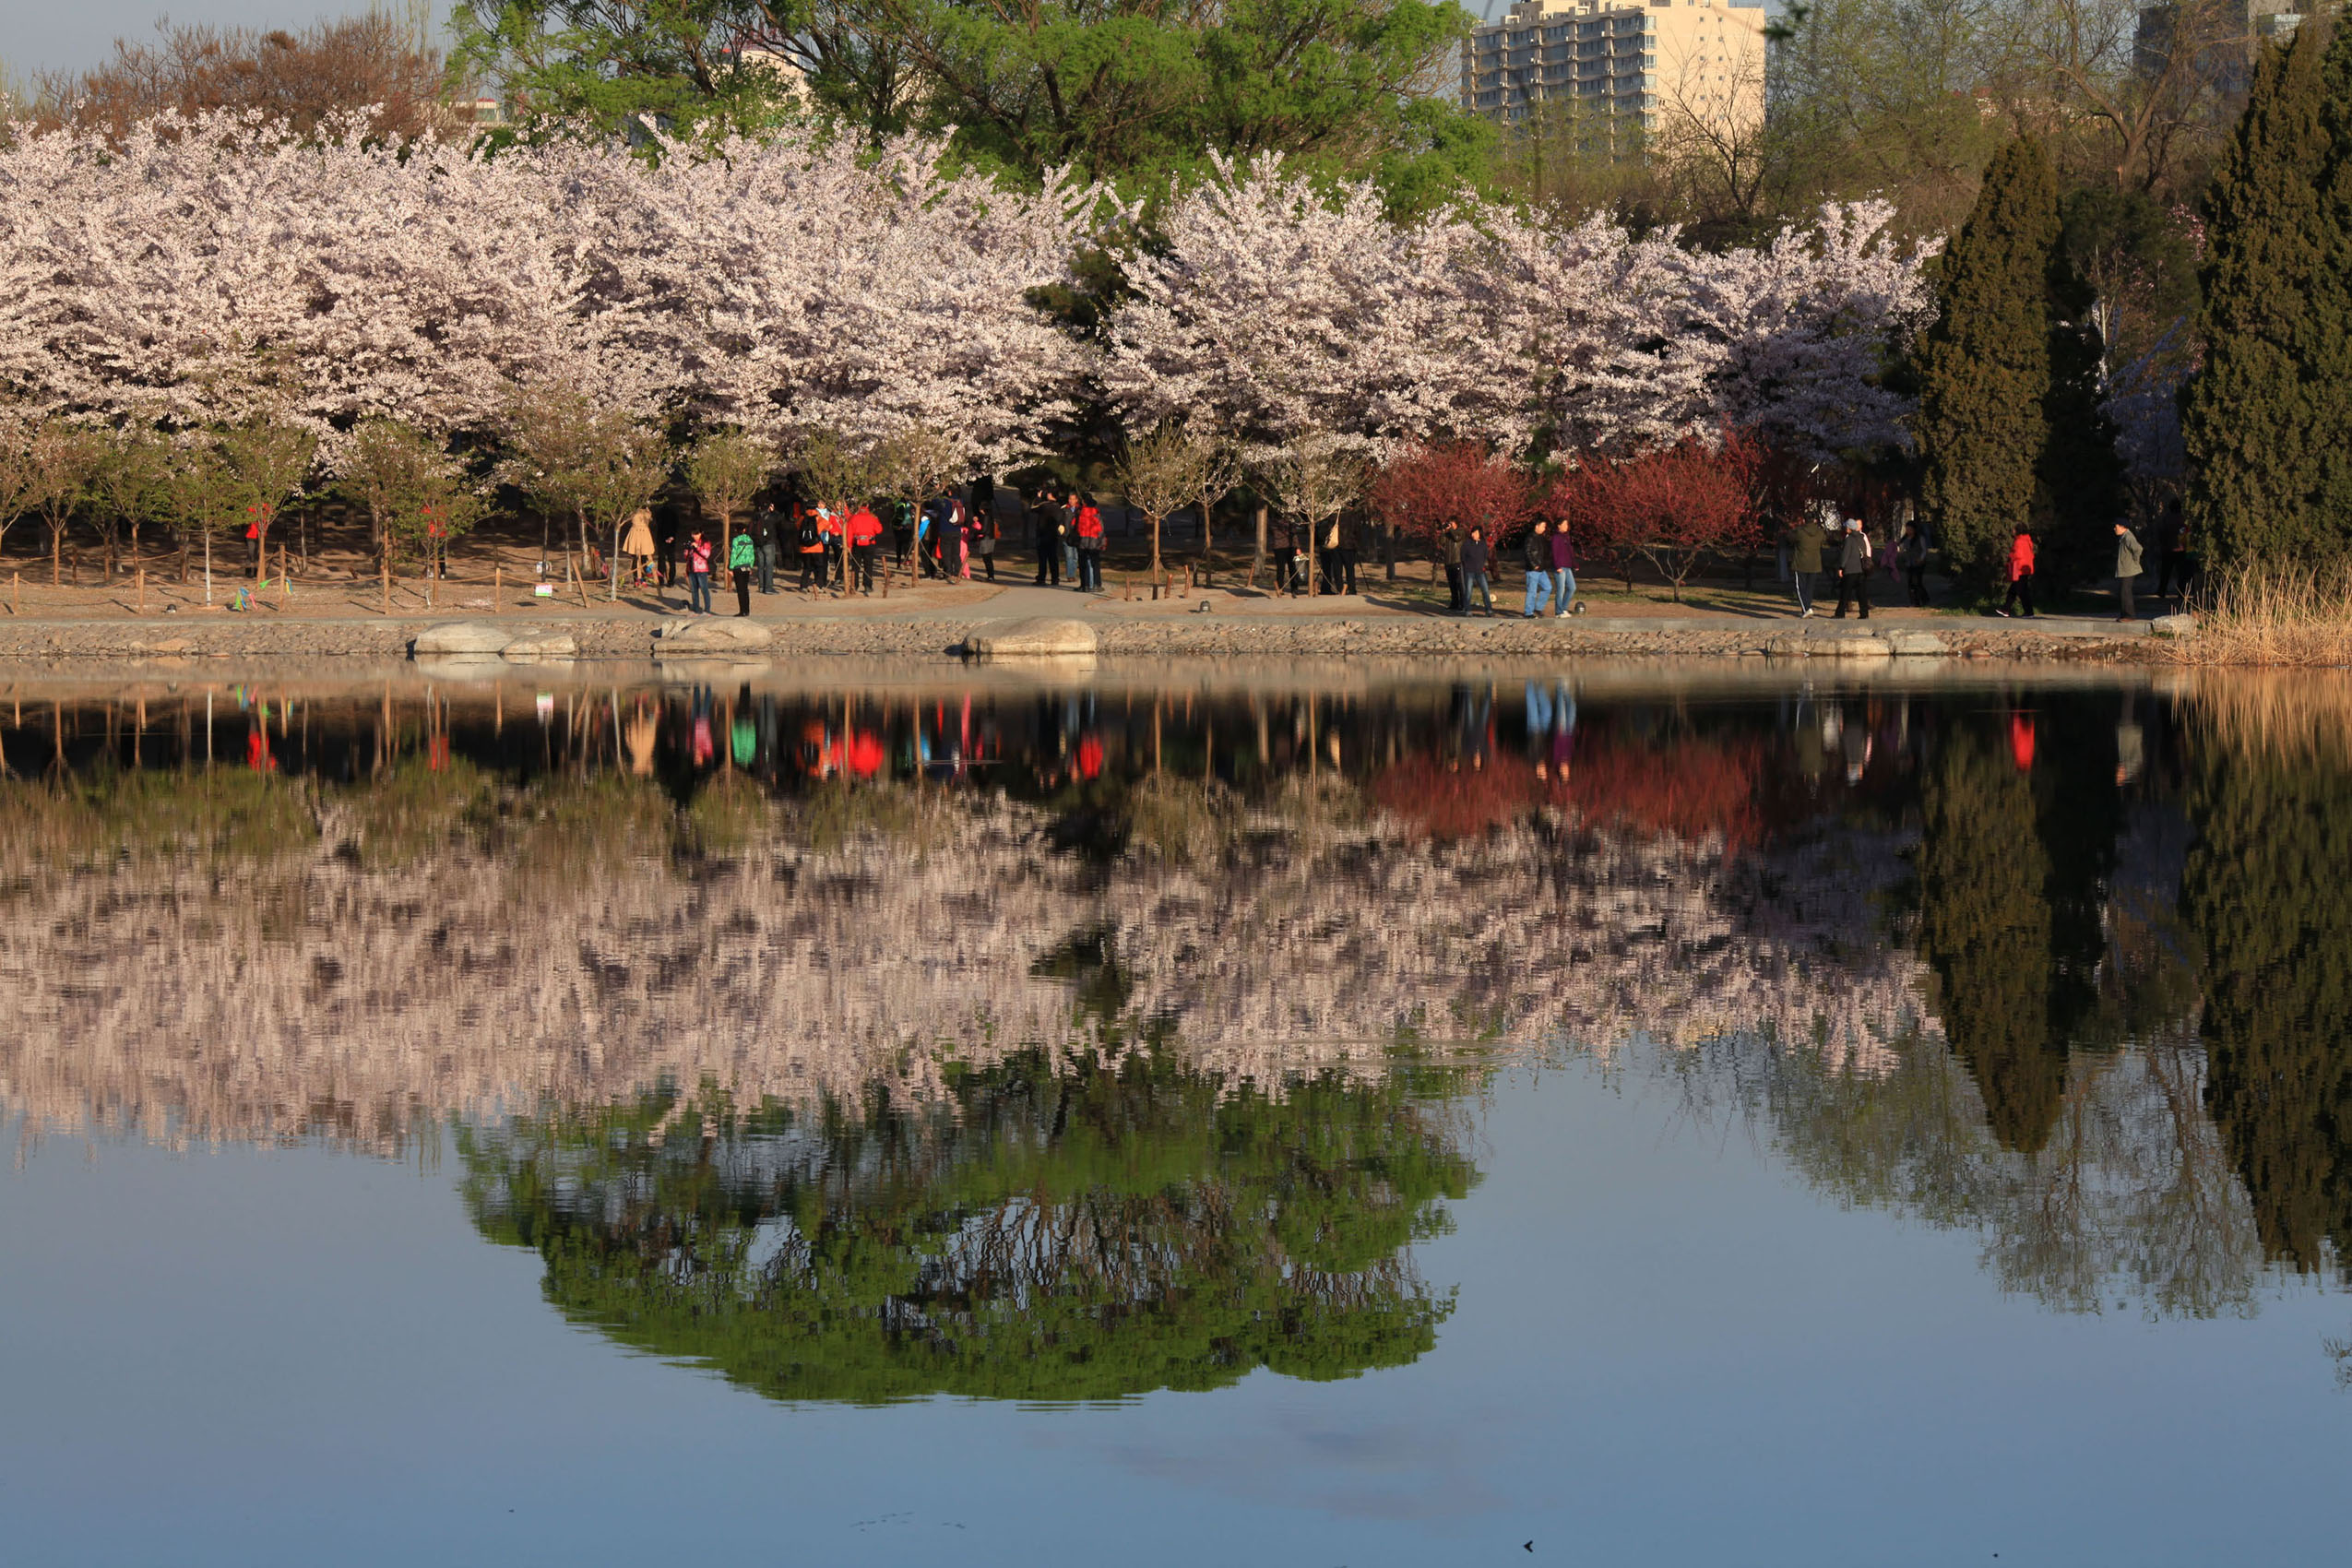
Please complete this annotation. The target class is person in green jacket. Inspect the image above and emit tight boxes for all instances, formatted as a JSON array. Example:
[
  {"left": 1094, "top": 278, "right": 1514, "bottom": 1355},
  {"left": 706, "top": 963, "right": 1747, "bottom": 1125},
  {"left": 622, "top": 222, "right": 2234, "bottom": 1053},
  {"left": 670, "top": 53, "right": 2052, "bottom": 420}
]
[
  {"left": 729, "top": 527, "right": 756, "bottom": 617},
  {"left": 1788, "top": 506, "right": 1828, "bottom": 618}
]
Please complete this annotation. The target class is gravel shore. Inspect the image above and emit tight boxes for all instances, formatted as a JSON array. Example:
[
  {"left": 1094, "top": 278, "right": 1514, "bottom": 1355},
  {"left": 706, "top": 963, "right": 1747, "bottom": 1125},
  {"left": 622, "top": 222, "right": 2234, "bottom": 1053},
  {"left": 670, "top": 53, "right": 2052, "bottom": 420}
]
[{"left": 0, "top": 598, "right": 2173, "bottom": 666}]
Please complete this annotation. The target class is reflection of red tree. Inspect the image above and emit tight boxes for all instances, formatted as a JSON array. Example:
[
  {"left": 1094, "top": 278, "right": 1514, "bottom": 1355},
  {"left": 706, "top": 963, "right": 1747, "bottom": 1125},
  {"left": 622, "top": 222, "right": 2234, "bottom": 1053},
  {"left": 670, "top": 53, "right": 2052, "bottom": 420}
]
[
  {"left": 1562, "top": 735, "right": 1766, "bottom": 855},
  {"left": 1372, "top": 733, "right": 1766, "bottom": 851},
  {"left": 1372, "top": 752, "right": 1540, "bottom": 839}
]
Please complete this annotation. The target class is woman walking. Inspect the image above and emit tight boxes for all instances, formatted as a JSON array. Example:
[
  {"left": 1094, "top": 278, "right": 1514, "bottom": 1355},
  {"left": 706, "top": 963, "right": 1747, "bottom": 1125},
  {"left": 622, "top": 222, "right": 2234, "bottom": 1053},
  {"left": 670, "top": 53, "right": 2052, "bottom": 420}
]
[
  {"left": 1995, "top": 524, "right": 2037, "bottom": 617},
  {"left": 970, "top": 497, "right": 999, "bottom": 581},
  {"left": 795, "top": 506, "right": 825, "bottom": 592},
  {"left": 621, "top": 505, "right": 657, "bottom": 593},
  {"left": 684, "top": 527, "right": 716, "bottom": 614},
  {"left": 1075, "top": 497, "right": 1105, "bottom": 591},
  {"left": 1549, "top": 515, "right": 1577, "bottom": 613},
  {"left": 1442, "top": 523, "right": 1465, "bottom": 613},
  {"left": 1832, "top": 517, "right": 1873, "bottom": 620}
]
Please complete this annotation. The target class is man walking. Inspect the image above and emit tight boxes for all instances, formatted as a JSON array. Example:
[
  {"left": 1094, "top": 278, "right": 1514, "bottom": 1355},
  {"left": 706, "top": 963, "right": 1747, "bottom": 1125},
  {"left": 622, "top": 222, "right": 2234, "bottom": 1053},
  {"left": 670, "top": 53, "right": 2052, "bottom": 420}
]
[
  {"left": 1033, "top": 489, "right": 1065, "bottom": 587},
  {"left": 1789, "top": 505, "right": 1826, "bottom": 617},
  {"left": 1461, "top": 527, "right": 1493, "bottom": 616},
  {"left": 1442, "top": 523, "right": 1465, "bottom": 613},
  {"left": 1522, "top": 519, "right": 1554, "bottom": 617},
  {"left": 2113, "top": 517, "right": 2145, "bottom": 623},
  {"left": 752, "top": 497, "right": 778, "bottom": 595}
]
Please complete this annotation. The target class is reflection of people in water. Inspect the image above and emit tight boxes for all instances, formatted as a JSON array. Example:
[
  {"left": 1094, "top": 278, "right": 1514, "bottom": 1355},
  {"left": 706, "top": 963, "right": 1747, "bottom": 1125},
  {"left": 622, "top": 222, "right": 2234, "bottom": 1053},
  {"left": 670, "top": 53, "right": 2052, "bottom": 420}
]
[{"left": 1526, "top": 681, "right": 1575, "bottom": 781}]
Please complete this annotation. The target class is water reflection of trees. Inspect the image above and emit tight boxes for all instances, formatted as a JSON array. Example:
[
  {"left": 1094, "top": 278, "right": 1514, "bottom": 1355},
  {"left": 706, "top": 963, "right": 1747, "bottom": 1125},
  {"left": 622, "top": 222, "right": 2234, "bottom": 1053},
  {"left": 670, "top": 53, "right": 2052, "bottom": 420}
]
[
  {"left": 6, "top": 671, "right": 2350, "bottom": 1335},
  {"left": 457, "top": 1051, "right": 1479, "bottom": 1404},
  {"left": 2182, "top": 681, "right": 2352, "bottom": 1280}
]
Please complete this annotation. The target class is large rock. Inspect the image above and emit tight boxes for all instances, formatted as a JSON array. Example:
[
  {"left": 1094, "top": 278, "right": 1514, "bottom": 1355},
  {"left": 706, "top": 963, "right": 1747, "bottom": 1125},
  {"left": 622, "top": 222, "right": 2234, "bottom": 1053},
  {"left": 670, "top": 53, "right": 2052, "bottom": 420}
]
[
  {"left": 656, "top": 617, "right": 774, "bottom": 653},
  {"left": 411, "top": 621, "right": 513, "bottom": 656},
  {"left": 1884, "top": 630, "right": 1948, "bottom": 656},
  {"left": 968, "top": 617, "right": 1099, "bottom": 659},
  {"left": 1764, "top": 632, "right": 1893, "bottom": 659},
  {"left": 501, "top": 631, "right": 577, "bottom": 660},
  {"left": 2150, "top": 612, "right": 2195, "bottom": 638}
]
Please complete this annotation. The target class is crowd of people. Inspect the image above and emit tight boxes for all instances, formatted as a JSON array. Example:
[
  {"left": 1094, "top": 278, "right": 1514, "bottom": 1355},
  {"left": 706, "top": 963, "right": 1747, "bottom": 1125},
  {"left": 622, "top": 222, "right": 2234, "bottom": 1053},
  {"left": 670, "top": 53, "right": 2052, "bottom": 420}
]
[{"left": 608, "top": 477, "right": 2192, "bottom": 622}]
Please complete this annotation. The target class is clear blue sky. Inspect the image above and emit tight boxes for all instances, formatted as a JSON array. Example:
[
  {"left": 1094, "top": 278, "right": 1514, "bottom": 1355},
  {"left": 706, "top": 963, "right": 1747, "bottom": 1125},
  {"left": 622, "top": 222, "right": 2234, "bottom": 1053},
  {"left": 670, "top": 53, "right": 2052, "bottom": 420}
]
[{"left": 5, "top": 2, "right": 437, "bottom": 78}]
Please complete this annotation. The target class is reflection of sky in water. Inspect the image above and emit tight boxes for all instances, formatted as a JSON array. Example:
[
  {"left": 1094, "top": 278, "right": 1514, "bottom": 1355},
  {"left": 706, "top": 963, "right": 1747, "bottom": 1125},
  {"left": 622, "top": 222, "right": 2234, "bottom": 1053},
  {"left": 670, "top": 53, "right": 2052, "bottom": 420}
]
[{"left": 2, "top": 668, "right": 2349, "bottom": 1564}]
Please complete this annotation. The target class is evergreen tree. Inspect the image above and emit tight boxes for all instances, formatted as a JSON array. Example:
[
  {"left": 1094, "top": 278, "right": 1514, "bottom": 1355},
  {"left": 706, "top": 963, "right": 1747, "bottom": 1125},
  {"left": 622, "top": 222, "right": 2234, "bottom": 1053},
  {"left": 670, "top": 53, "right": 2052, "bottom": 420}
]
[
  {"left": 2182, "top": 23, "right": 2352, "bottom": 564},
  {"left": 2038, "top": 244, "right": 2128, "bottom": 588},
  {"left": 1917, "top": 139, "right": 2059, "bottom": 591}
]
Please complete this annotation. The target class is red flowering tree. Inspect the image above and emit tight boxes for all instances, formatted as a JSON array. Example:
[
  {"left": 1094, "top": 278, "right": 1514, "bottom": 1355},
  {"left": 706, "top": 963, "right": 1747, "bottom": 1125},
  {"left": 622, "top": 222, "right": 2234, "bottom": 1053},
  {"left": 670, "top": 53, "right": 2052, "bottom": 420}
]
[
  {"left": 1369, "top": 441, "right": 1535, "bottom": 564},
  {"left": 1547, "top": 429, "right": 1768, "bottom": 600}
]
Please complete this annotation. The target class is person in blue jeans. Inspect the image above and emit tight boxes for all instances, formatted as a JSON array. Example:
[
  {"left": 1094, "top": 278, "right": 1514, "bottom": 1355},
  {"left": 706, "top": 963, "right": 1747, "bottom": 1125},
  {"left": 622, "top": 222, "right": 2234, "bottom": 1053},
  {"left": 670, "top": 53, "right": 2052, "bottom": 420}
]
[
  {"left": 1460, "top": 527, "right": 1493, "bottom": 615},
  {"left": 1522, "top": 519, "right": 1554, "bottom": 616},
  {"left": 1549, "top": 517, "right": 1577, "bottom": 612},
  {"left": 684, "top": 529, "right": 715, "bottom": 613}
]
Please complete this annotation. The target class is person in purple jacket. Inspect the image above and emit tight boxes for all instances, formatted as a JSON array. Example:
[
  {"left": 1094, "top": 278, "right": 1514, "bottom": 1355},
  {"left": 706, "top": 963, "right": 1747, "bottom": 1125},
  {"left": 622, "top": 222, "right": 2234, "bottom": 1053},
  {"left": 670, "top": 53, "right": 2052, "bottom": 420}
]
[{"left": 1548, "top": 517, "right": 1578, "bottom": 615}]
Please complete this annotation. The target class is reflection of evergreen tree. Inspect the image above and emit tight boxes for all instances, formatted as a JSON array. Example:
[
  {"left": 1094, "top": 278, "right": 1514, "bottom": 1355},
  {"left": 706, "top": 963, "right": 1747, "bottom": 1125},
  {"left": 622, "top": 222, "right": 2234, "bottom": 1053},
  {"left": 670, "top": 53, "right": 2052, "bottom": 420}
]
[
  {"left": 2185, "top": 750, "right": 2352, "bottom": 1277},
  {"left": 1917, "top": 725, "right": 2068, "bottom": 1150},
  {"left": 458, "top": 1050, "right": 1479, "bottom": 1405}
]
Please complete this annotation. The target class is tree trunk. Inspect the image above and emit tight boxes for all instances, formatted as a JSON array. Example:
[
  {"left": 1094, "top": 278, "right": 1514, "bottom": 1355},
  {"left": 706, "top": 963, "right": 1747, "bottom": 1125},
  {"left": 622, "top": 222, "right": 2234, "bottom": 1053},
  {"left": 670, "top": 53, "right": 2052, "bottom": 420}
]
[
  {"left": 51, "top": 523, "right": 62, "bottom": 588},
  {"left": 1151, "top": 511, "right": 1161, "bottom": 578},
  {"left": 1306, "top": 515, "right": 1320, "bottom": 597},
  {"left": 1384, "top": 518, "right": 1397, "bottom": 581},
  {"left": 203, "top": 529, "right": 213, "bottom": 605},
  {"left": 1251, "top": 505, "right": 1267, "bottom": 588}
]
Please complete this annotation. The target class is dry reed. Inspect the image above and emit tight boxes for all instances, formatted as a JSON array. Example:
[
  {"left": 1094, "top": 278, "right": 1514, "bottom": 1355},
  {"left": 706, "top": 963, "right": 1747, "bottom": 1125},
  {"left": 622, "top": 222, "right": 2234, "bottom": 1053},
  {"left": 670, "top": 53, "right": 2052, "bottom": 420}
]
[{"left": 2168, "top": 558, "right": 2352, "bottom": 667}]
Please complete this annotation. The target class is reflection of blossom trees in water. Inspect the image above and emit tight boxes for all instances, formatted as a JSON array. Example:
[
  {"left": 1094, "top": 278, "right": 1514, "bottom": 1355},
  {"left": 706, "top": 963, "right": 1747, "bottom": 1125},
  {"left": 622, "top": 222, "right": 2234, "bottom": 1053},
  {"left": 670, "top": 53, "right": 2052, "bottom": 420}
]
[{"left": 6, "top": 673, "right": 2350, "bottom": 1370}]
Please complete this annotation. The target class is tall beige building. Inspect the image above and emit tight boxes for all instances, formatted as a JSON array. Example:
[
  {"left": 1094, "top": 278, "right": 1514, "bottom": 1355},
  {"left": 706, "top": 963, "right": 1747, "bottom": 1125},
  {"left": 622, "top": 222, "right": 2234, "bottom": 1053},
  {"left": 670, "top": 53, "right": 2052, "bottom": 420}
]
[{"left": 1461, "top": 0, "right": 1768, "bottom": 153}]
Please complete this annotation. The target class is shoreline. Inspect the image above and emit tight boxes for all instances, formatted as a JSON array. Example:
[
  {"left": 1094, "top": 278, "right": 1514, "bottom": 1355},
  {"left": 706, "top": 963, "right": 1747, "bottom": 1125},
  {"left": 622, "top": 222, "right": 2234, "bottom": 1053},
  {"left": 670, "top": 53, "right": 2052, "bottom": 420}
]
[{"left": 0, "top": 601, "right": 2178, "bottom": 668}]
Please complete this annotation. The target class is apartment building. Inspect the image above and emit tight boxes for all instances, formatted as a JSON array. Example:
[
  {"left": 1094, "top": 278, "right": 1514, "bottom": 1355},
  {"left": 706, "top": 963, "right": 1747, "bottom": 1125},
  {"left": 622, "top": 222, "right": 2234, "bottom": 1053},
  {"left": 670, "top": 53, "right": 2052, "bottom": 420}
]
[{"left": 1460, "top": 0, "right": 1768, "bottom": 150}]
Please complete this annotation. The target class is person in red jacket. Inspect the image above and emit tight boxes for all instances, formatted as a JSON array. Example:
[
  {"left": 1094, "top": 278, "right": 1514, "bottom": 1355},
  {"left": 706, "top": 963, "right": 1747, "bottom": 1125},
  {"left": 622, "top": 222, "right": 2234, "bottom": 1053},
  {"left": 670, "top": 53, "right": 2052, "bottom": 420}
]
[
  {"left": 1995, "top": 524, "right": 2037, "bottom": 618},
  {"left": 845, "top": 503, "right": 884, "bottom": 594},
  {"left": 1074, "top": 499, "right": 1105, "bottom": 591}
]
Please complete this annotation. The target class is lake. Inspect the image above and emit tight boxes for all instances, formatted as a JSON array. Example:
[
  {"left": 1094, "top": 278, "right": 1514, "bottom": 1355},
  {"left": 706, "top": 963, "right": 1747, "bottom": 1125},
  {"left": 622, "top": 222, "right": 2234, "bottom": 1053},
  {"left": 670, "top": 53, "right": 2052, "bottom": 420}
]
[{"left": 2, "top": 659, "right": 2346, "bottom": 1566}]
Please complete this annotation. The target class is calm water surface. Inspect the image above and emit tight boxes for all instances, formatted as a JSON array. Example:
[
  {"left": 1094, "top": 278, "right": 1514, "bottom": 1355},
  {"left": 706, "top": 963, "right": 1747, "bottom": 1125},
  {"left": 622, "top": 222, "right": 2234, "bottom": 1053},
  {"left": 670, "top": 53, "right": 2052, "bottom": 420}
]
[{"left": 2, "top": 661, "right": 2347, "bottom": 1565}]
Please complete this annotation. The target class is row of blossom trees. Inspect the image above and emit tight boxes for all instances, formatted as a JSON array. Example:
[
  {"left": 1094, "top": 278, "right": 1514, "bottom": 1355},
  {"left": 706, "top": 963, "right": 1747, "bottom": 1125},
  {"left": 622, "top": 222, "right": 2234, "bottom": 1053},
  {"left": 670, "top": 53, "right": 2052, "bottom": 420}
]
[{"left": 0, "top": 113, "right": 1938, "bottom": 584}]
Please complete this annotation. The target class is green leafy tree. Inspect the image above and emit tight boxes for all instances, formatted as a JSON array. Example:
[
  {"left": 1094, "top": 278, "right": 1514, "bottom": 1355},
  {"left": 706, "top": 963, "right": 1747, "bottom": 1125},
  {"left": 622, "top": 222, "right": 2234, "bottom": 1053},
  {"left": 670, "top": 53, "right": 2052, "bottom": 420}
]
[
  {"left": 2180, "top": 24, "right": 2352, "bottom": 566},
  {"left": 216, "top": 419, "right": 318, "bottom": 578},
  {"left": 157, "top": 438, "right": 246, "bottom": 604},
  {"left": 86, "top": 429, "right": 173, "bottom": 582},
  {"left": 450, "top": 0, "right": 811, "bottom": 143},
  {"left": 453, "top": 0, "right": 1489, "bottom": 209},
  {"left": 26, "top": 420, "right": 107, "bottom": 588},
  {"left": 459, "top": 1048, "right": 1480, "bottom": 1404},
  {"left": 683, "top": 428, "right": 776, "bottom": 568}
]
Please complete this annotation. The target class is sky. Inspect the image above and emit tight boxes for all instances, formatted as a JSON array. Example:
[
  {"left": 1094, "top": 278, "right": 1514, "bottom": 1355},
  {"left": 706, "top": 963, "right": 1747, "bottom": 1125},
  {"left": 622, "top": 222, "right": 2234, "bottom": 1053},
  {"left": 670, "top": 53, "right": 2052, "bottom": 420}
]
[{"left": 4, "top": 2, "right": 436, "bottom": 79}]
